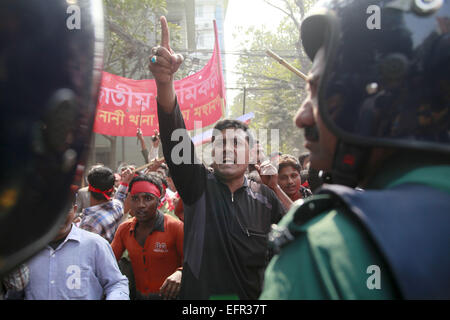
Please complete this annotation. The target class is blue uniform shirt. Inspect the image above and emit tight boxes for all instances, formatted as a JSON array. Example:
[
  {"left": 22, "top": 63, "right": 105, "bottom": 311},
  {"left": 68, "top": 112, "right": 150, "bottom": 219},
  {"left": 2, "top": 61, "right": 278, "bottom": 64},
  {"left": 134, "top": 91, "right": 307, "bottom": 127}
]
[{"left": 23, "top": 225, "right": 129, "bottom": 300}]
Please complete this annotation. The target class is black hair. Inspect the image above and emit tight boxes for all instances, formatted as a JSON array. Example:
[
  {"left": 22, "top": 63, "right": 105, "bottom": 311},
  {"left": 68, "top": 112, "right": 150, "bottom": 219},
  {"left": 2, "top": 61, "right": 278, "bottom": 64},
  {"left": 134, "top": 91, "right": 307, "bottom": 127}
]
[
  {"left": 298, "top": 152, "right": 310, "bottom": 169},
  {"left": 158, "top": 162, "right": 169, "bottom": 177},
  {"left": 211, "top": 119, "right": 253, "bottom": 146},
  {"left": 154, "top": 171, "right": 169, "bottom": 189},
  {"left": 278, "top": 154, "right": 301, "bottom": 173},
  {"left": 307, "top": 167, "right": 324, "bottom": 193},
  {"left": 129, "top": 172, "right": 164, "bottom": 198},
  {"left": 87, "top": 166, "right": 115, "bottom": 200}
]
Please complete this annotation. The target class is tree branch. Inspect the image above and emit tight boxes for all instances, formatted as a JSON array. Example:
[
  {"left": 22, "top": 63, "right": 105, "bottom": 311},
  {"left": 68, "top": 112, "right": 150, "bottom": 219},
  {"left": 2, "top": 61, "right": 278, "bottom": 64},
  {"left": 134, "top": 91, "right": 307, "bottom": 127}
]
[
  {"left": 263, "top": 0, "right": 291, "bottom": 18},
  {"left": 106, "top": 18, "right": 150, "bottom": 53}
]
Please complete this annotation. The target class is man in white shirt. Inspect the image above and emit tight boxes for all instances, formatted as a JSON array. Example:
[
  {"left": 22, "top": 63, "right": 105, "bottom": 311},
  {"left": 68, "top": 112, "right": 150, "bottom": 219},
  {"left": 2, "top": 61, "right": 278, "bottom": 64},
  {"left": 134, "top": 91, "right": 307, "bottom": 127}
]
[{"left": 17, "top": 205, "right": 129, "bottom": 300}]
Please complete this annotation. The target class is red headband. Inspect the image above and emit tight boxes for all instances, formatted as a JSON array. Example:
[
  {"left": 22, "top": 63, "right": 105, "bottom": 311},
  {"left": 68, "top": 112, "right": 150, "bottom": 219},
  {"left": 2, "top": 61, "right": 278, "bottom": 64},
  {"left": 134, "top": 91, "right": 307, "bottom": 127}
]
[
  {"left": 88, "top": 184, "right": 114, "bottom": 200},
  {"left": 130, "top": 181, "right": 161, "bottom": 198}
]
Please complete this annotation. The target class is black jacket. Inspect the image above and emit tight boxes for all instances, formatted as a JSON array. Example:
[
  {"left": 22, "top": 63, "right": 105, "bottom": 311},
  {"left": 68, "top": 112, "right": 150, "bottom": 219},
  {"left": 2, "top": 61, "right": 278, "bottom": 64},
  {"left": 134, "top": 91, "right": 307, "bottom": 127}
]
[{"left": 158, "top": 101, "right": 285, "bottom": 299}]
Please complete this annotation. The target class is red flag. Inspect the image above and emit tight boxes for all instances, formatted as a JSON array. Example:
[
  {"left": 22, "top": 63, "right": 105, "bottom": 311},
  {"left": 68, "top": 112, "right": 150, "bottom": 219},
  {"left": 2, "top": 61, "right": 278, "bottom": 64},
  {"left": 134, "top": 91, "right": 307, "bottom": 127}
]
[{"left": 94, "top": 22, "right": 226, "bottom": 137}]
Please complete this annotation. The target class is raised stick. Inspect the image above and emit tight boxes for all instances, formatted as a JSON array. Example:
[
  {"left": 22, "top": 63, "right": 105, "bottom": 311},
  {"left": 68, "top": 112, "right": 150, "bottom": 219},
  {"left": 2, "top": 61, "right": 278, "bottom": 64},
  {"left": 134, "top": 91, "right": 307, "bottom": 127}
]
[
  {"left": 133, "top": 157, "right": 165, "bottom": 173},
  {"left": 266, "top": 49, "right": 307, "bottom": 81},
  {"left": 136, "top": 101, "right": 143, "bottom": 145}
]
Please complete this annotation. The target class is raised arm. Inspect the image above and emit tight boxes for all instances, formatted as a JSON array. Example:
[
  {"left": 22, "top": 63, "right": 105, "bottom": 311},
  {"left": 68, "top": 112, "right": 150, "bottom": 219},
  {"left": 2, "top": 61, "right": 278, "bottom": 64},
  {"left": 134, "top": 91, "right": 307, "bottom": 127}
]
[
  {"left": 259, "top": 162, "right": 293, "bottom": 211},
  {"left": 137, "top": 128, "right": 150, "bottom": 164},
  {"left": 148, "top": 16, "right": 205, "bottom": 205},
  {"left": 113, "top": 168, "right": 133, "bottom": 204},
  {"left": 148, "top": 16, "right": 183, "bottom": 114},
  {"left": 149, "top": 130, "right": 160, "bottom": 161}
]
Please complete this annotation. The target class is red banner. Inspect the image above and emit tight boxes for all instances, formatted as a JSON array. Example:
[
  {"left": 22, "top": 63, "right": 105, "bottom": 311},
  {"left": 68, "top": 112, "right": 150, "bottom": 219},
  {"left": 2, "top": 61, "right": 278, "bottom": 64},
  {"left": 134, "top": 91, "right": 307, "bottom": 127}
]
[{"left": 94, "top": 21, "right": 225, "bottom": 137}]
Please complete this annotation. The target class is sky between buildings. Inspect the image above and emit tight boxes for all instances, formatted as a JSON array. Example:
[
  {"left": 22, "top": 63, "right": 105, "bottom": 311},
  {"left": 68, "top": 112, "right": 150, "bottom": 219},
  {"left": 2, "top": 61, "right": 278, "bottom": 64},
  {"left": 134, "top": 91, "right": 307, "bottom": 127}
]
[{"left": 224, "top": 0, "right": 285, "bottom": 111}]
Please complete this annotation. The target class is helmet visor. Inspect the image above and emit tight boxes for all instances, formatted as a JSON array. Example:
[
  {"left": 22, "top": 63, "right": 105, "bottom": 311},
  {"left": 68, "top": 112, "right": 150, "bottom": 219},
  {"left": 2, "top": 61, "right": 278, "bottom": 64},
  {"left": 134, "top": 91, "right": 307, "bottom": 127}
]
[{"left": 312, "top": 1, "right": 450, "bottom": 153}]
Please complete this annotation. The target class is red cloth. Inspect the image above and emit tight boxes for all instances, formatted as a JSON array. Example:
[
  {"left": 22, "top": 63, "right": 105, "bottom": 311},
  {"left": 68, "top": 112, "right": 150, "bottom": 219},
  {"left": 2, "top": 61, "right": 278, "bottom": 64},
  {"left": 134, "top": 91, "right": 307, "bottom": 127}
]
[
  {"left": 88, "top": 184, "right": 114, "bottom": 200},
  {"left": 130, "top": 181, "right": 161, "bottom": 198}
]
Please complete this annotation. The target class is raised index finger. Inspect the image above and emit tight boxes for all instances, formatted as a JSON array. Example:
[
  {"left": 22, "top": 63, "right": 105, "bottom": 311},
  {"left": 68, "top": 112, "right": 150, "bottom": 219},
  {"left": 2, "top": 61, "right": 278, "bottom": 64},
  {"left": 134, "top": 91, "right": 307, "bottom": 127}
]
[{"left": 160, "top": 16, "right": 170, "bottom": 50}]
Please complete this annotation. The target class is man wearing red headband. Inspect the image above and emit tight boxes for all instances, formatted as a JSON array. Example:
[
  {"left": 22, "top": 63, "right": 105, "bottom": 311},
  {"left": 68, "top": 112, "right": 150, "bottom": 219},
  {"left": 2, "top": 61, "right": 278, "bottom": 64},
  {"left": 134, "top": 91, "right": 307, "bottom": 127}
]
[
  {"left": 79, "top": 166, "right": 134, "bottom": 243},
  {"left": 111, "top": 174, "right": 183, "bottom": 300}
]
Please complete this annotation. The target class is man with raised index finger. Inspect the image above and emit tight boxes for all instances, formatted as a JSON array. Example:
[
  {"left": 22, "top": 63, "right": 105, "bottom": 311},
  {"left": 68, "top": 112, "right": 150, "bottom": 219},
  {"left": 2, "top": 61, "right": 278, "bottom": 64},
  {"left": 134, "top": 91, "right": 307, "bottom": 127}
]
[{"left": 148, "top": 16, "right": 286, "bottom": 300}]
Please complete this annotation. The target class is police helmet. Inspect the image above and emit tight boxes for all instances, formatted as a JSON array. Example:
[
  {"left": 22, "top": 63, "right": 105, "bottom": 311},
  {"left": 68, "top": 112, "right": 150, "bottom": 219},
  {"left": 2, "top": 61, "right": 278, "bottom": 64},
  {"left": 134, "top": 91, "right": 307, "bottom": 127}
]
[
  {"left": 0, "top": 0, "right": 104, "bottom": 277},
  {"left": 301, "top": 0, "right": 449, "bottom": 185}
]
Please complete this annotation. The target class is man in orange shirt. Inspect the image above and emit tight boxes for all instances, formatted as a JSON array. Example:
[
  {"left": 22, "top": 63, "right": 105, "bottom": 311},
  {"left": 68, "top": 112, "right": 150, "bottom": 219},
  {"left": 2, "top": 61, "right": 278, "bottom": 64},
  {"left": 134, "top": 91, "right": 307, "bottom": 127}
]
[{"left": 111, "top": 174, "right": 183, "bottom": 300}]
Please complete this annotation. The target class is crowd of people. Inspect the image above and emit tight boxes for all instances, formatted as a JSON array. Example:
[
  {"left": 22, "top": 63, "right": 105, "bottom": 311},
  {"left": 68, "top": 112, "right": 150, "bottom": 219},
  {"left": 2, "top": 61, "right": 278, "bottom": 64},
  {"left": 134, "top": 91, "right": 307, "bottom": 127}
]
[
  {"left": 2, "top": 117, "right": 318, "bottom": 300},
  {"left": 2, "top": 119, "right": 316, "bottom": 300},
  {"left": 2, "top": 0, "right": 449, "bottom": 301}
]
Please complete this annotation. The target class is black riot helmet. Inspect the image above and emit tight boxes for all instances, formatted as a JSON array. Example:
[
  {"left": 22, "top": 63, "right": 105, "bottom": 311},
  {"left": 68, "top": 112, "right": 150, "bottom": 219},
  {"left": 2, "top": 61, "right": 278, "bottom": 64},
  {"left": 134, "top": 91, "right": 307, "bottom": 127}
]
[
  {"left": 301, "top": 0, "right": 450, "bottom": 187},
  {"left": 0, "top": 0, "right": 104, "bottom": 277}
]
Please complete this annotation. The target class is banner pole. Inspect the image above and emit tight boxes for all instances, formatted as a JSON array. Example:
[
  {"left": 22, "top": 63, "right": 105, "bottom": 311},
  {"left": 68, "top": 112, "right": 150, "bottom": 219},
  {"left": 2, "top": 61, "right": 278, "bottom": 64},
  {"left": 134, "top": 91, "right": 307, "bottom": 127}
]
[
  {"left": 213, "top": 20, "right": 226, "bottom": 114},
  {"left": 136, "top": 100, "right": 143, "bottom": 145}
]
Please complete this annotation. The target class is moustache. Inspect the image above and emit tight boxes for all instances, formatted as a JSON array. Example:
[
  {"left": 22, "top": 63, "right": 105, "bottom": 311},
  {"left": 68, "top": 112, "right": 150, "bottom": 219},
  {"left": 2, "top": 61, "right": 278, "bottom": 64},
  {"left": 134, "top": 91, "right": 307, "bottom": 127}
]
[{"left": 304, "top": 126, "right": 319, "bottom": 142}]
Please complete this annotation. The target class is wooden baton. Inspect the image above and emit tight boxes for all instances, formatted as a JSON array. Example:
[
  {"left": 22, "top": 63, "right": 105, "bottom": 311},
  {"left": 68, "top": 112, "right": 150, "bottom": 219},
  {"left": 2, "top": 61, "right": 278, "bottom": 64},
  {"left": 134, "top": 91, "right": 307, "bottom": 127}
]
[
  {"left": 266, "top": 49, "right": 307, "bottom": 81},
  {"left": 133, "top": 157, "right": 165, "bottom": 173}
]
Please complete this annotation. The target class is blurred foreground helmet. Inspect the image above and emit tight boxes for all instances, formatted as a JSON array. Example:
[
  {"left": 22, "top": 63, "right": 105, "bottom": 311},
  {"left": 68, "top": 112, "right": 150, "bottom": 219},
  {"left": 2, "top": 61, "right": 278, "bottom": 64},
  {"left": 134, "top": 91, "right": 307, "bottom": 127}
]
[
  {"left": 301, "top": 0, "right": 449, "bottom": 185},
  {"left": 0, "top": 0, "right": 104, "bottom": 276}
]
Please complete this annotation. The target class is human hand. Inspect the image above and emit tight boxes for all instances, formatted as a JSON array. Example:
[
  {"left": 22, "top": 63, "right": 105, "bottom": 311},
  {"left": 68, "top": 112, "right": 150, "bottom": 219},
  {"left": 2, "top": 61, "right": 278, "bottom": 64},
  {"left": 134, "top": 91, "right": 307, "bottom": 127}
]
[
  {"left": 137, "top": 128, "right": 144, "bottom": 140},
  {"left": 159, "top": 269, "right": 182, "bottom": 300},
  {"left": 257, "top": 161, "right": 279, "bottom": 191},
  {"left": 148, "top": 16, "right": 184, "bottom": 85},
  {"left": 151, "top": 129, "right": 160, "bottom": 147},
  {"left": 143, "top": 158, "right": 166, "bottom": 174},
  {"left": 121, "top": 168, "right": 134, "bottom": 185}
]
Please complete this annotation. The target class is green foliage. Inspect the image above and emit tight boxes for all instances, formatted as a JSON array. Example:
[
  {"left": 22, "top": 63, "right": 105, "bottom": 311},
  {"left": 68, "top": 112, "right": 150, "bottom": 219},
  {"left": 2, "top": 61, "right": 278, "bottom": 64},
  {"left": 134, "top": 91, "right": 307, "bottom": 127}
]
[{"left": 104, "top": 0, "right": 182, "bottom": 79}]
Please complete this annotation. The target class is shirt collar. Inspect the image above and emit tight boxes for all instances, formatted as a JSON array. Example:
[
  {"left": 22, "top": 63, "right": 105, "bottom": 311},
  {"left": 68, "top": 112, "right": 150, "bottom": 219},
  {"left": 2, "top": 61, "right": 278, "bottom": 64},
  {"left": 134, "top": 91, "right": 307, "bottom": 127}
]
[
  {"left": 47, "top": 224, "right": 81, "bottom": 251},
  {"left": 129, "top": 210, "right": 165, "bottom": 235},
  {"left": 82, "top": 200, "right": 112, "bottom": 215},
  {"left": 213, "top": 173, "right": 249, "bottom": 192},
  {"left": 66, "top": 224, "right": 82, "bottom": 243}
]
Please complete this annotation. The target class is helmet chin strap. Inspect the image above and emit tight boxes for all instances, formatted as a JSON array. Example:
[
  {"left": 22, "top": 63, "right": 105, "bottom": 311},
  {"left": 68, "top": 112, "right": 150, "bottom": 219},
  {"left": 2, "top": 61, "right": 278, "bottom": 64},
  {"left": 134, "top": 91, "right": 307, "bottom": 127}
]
[{"left": 328, "top": 140, "right": 370, "bottom": 188}]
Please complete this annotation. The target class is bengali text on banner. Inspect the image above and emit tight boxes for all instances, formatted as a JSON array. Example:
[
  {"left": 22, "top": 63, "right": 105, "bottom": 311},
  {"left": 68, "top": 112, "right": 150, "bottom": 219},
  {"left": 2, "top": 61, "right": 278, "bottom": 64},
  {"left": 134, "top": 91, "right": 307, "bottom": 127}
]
[{"left": 94, "top": 21, "right": 226, "bottom": 137}]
